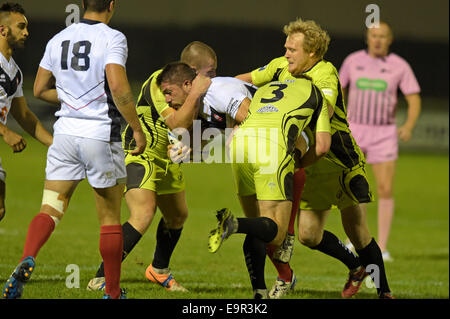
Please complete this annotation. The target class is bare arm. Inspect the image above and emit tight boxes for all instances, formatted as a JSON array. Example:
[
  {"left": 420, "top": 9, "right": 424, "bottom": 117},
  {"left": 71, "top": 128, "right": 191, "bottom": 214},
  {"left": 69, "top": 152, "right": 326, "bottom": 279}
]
[
  {"left": 235, "top": 72, "right": 253, "bottom": 84},
  {"left": 33, "top": 67, "right": 59, "bottom": 105},
  {"left": 299, "top": 131, "right": 331, "bottom": 168},
  {"left": 10, "top": 97, "right": 53, "bottom": 147},
  {"left": 162, "top": 74, "right": 211, "bottom": 130},
  {"left": 105, "top": 63, "right": 146, "bottom": 155},
  {"left": 234, "top": 97, "right": 251, "bottom": 124},
  {"left": 0, "top": 122, "right": 26, "bottom": 153},
  {"left": 398, "top": 93, "right": 421, "bottom": 142}
]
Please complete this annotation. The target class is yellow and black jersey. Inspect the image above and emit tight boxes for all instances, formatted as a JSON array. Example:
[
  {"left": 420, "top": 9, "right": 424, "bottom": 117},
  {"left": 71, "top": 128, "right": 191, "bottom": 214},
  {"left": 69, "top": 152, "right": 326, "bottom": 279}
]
[
  {"left": 122, "top": 69, "right": 171, "bottom": 160},
  {"left": 251, "top": 57, "right": 365, "bottom": 170}
]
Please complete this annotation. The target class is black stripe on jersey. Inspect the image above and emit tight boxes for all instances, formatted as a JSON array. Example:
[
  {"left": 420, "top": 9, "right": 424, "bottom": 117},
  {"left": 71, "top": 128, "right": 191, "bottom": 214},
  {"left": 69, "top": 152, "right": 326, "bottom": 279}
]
[
  {"left": 271, "top": 68, "right": 284, "bottom": 82},
  {"left": 0, "top": 68, "right": 22, "bottom": 97},
  {"left": 244, "top": 84, "right": 257, "bottom": 97},
  {"left": 334, "top": 78, "right": 347, "bottom": 115},
  {"left": 330, "top": 131, "right": 360, "bottom": 168},
  {"left": 103, "top": 72, "right": 122, "bottom": 142},
  {"left": 136, "top": 76, "right": 160, "bottom": 149},
  {"left": 137, "top": 79, "right": 153, "bottom": 107},
  {"left": 332, "top": 111, "right": 349, "bottom": 126},
  {"left": 276, "top": 152, "right": 293, "bottom": 201}
]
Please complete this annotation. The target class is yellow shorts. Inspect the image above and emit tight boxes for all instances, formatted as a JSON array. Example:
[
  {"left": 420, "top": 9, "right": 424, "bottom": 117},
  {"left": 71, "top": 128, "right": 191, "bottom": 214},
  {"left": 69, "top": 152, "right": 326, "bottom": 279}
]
[
  {"left": 300, "top": 158, "right": 373, "bottom": 211},
  {"left": 124, "top": 153, "right": 185, "bottom": 195},
  {"left": 230, "top": 134, "right": 294, "bottom": 201}
]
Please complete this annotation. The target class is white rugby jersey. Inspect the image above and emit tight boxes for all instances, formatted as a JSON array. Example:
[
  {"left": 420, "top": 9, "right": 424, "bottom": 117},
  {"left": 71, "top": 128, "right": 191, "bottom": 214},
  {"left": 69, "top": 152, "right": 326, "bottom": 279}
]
[
  {"left": 39, "top": 19, "right": 128, "bottom": 142},
  {"left": 199, "top": 77, "right": 257, "bottom": 129},
  {"left": 0, "top": 53, "right": 24, "bottom": 125}
]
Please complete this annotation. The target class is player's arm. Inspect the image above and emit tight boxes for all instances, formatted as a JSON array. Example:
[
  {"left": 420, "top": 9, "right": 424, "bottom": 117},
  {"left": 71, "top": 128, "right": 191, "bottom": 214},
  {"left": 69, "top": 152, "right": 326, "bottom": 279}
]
[
  {"left": 9, "top": 97, "right": 53, "bottom": 147},
  {"left": 161, "top": 74, "right": 211, "bottom": 130},
  {"left": 299, "top": 91, "right": 332, "bottom": 168},
  {"left": 105, "top": 63, "right": 146, "bottom": 155},
  {"left": 235, "top": 72, "right": 253, "bottom": 84},
  {"left": 233, "top": 97, "right": 251, "bottom": 124},
  {"left": 0, "top": 122, "right": 26, "bottom": 153},
  {"left": 33, "top": 67, "right": 59, "bottom": 105},
  {"left": 398, "top": 93, "right": 421, "bottom": 142}
]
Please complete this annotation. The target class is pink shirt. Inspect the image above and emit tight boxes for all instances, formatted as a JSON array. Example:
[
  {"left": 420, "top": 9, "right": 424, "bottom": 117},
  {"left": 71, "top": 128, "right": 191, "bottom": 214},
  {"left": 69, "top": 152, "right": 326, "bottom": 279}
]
[{"left": 339, "top": 50, "right": 420, "bottom": 125}]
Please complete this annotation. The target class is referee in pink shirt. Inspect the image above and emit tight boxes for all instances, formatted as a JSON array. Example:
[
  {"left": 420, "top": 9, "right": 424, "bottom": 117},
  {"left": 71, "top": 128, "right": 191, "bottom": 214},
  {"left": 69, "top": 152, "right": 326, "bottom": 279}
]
[{"left": 340, "top": 21, "right": 421, "bottom": 261}]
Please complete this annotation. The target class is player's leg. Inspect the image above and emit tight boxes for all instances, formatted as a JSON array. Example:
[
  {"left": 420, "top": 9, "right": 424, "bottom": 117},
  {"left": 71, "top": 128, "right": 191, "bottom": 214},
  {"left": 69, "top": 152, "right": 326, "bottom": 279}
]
[
  {"left": 144, "top": 190, "right": 188, "bottom": 292},
  {"left": 243, "top": 199, "right": 290, "bottom": 298},
  {"left": 371, "top": 160, "right": 396, "bottom": 258},
  {"left": 90, "top": 187, "right": 157, "bottom": 289},
  {"left": 3, "top": 179, "right": 79, "bottom": 299},
  {"left": 340, "top": 203, "right": 392, "bottom": 298},
  {"left": 92, "top": 183, "right": 125, "bottom": 299}
]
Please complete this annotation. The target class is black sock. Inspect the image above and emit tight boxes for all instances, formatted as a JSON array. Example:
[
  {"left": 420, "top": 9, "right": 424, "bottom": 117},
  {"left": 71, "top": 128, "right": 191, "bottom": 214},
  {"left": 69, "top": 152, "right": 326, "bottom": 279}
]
[
  {"left": 96, "top": 221, "right": 142, "bottom": 278},
  {"left": 311, "top": 230, "right": 361, "bottom": 270},
  {"left": 243, "top": 234, "right": 267, "bottom": 290},
  {"left": 356, "top": 238, "right": 391, "bottom": 295},
  {"left": 152, "top": 218, "right": 183, "bottom": 269},
  {"left": 236, "top": 217, "right": 278, "bottom": 243}
]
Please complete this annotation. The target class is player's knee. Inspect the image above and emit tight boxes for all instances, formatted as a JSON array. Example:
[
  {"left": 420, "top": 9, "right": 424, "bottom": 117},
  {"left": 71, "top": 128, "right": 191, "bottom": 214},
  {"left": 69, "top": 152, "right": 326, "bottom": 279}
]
[
  {"left": 164, "top": 210, "right": 188, "bottom": 229},
  {"left": 41, "top": 189, "right": 68, "bottom": 226},
  {"left": 377, "top": 186, "right": 393, "bottom": 198},
  {"left": 298, "top": 228, "right": 321, "bottom": 248},
  {"left": 0, "top": 207, "right": 5, "bottom": 222}
]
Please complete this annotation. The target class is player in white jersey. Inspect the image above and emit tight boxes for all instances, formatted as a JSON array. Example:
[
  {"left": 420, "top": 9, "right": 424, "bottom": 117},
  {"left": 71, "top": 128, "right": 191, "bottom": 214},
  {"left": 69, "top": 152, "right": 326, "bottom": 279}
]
[
  {"left": 0, "top": 3, "right": 53, "bottom": 222},
  {"left": 2, "top": 0, "right": 146, "bottom": 299}
]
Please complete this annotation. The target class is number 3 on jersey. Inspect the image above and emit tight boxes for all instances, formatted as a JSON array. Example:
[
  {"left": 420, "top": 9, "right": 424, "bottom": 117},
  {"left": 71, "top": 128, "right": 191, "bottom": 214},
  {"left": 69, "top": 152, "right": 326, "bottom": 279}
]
[
  {"left": 260, "top": 83, "right": 288, "bottom": 103},
  {"left": 61, "top": 40, "right": 92, "bottom": 71}
]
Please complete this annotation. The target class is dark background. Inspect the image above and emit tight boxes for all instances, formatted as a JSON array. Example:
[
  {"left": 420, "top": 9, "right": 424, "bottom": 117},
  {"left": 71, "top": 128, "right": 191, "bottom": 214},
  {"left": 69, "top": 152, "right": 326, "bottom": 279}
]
[{"left": 11, "top": 0, "right": 449, "bottom": 98}]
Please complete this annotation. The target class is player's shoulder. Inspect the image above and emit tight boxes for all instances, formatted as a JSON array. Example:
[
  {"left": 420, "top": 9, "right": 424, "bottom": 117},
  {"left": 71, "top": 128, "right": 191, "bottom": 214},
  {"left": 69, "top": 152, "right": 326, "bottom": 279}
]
[
  {"left": 343, "top": 49, "right": 367, "bottom": 62},
  {"left": 386, "top": 52, "right": 411, "bottom": 68}
]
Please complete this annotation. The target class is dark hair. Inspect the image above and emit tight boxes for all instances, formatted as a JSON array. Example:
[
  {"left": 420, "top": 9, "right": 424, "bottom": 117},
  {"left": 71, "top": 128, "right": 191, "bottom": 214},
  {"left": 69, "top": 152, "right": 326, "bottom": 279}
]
[
  {"left": 0, "top": 2, "right": 25, "bottom": 14},
  {"left": 156, "top": 62, "right": 197, "bottom": 87},
  {"left": 82, "top": 0, "right": 113, "bottom": 13}
]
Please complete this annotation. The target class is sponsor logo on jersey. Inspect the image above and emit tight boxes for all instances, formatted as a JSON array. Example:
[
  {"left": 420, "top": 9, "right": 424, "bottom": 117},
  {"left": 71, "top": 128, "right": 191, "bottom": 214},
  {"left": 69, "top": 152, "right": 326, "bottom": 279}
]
[
  {"left": 256, "top": 105, "right": 279, "bottom": 113},
  {"left": 258, "top": 65, "right": 268, "bottom": 71},
  {"left": 0, "top": 74, "right": 5, "bottom": 83},
  {"left": 356, "top": 78, "right": 387, "bottom": 91}
]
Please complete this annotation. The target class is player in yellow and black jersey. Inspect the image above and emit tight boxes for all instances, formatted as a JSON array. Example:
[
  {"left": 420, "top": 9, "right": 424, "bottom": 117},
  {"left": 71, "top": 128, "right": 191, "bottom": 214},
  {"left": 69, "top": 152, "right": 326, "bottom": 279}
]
[
  {"left": 237, "top": 18, "right": 393, "bottom": 299},
  {"left": 86, "top": 41, "right": 214, "bottom": 293}
]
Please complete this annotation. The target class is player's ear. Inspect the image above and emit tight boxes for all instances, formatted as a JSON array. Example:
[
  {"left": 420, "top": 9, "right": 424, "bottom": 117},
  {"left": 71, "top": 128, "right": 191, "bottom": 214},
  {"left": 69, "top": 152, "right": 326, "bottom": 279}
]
[
  {"left": 109, "top": 0, "right": 115, "bottom": 12},
  {"left": 0, "top": 25, "right": 8, "bottom": 37}
]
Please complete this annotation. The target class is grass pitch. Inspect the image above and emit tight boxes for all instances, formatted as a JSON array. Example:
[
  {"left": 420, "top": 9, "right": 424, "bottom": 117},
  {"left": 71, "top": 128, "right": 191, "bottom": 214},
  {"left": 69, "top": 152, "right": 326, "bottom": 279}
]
[{"left": 0, "top": 137, "right": 448, "bottom": 299}]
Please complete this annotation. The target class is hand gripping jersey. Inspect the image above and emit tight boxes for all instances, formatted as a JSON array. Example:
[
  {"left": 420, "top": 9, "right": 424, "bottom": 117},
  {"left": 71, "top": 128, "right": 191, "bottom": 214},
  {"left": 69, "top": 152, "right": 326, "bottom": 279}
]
[
  {"left": 251, "top": 57, "right": 365, "bottom": 170},
  {"left": 39, "top": 19, "right": 128, "bottom": 142},
  {"left": 0, "top": 53, "right": 24, "bottom": 125},
  {"left": 122, "top": 75, "right": 258, "bottom": 160}
]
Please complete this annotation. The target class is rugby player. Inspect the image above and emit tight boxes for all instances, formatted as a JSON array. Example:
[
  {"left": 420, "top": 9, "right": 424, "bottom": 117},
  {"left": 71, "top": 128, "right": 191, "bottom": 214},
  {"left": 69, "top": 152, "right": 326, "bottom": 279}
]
[
  {"left": 3, "top": 0, "right": 146, "bottom": 299},
  {"left": 236, "top": 18, "right": 393, "bottom": 299}
]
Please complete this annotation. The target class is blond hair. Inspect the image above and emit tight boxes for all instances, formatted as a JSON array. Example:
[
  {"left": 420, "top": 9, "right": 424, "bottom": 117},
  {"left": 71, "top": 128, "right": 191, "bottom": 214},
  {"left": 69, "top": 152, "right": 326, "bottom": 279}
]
[
  {"left": 283, "top": 19, "right": 330, "bottom": 59},
  {"left": 180, "top": 41, "right": 217, "bottom": 70}
]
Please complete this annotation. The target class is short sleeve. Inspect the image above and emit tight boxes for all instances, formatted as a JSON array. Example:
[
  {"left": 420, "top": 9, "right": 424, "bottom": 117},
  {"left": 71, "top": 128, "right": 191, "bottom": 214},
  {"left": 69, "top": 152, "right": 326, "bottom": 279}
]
[
  {"left": 399, "top": 61, "right": 421, "bottom": 95},
  {"left": 39, "top": 40, "right": 53, "bottom": 72},
  {"left": 251, "top": 57, "right": 286, "bottom": 87},
  {"left": 314, "top": 68, "right": 339, "bottom": 108},
  {"left": 339, "top": 55, "right": 352, "bottom": 88},
  {"left": 105, "top": 31, "right": 128, "bottom": 67},
  {"left": 211, "top": 82, "right": 249, "bottom": 120}
]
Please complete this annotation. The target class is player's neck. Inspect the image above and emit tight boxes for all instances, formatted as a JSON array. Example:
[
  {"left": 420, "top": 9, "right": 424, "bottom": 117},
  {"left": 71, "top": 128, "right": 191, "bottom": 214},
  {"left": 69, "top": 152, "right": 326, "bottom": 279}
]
[
  {"left": 0, "top": 41, "right": 13, "bottom": 61},
  {"left": 82, "top": 11, "right": 111, "bottom": 25}
]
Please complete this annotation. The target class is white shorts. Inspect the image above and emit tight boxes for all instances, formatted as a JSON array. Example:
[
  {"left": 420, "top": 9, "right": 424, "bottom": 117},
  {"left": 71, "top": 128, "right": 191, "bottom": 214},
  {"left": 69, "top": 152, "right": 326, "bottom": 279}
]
[
  {"left": 46, "top": 134, "right": 127, "bottom": 188},
  {"left": 0, "top": 157, "right": 5, "bottom": 182}
]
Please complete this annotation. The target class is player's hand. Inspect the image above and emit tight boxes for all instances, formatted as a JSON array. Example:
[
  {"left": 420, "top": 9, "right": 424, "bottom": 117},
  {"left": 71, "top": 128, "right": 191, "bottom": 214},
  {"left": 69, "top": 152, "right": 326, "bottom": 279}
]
[
  {"left": 190, "top": 74, "right": 212, "bottom": 97},
  {"left": 2, "top": 128, "right": 26, "bottom": 153},
  {"left": 168, "top": 142, "right": 191, "bottom": 163},
  {"left": 130, "top": 129, "right": 147, "bottom": 155},
  {"left": 398, "top": 125, "right": 412, "bottom": 142}
]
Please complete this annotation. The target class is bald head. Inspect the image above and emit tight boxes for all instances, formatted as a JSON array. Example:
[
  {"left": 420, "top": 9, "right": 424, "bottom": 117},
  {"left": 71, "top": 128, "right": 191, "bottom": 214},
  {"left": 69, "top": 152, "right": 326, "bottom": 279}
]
[
  {"left": 366, "top": 21, "right": 393, "bottom": 58},
  {"left": 180, "top": 41, "right": 217, "bottom": 78}
]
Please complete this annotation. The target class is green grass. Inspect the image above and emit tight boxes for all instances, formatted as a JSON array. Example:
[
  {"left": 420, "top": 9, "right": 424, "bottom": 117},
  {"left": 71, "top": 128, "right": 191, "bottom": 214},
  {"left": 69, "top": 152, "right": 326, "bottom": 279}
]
[{"left": 0, "top": 137, "right": 448, "bottom": 299}]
